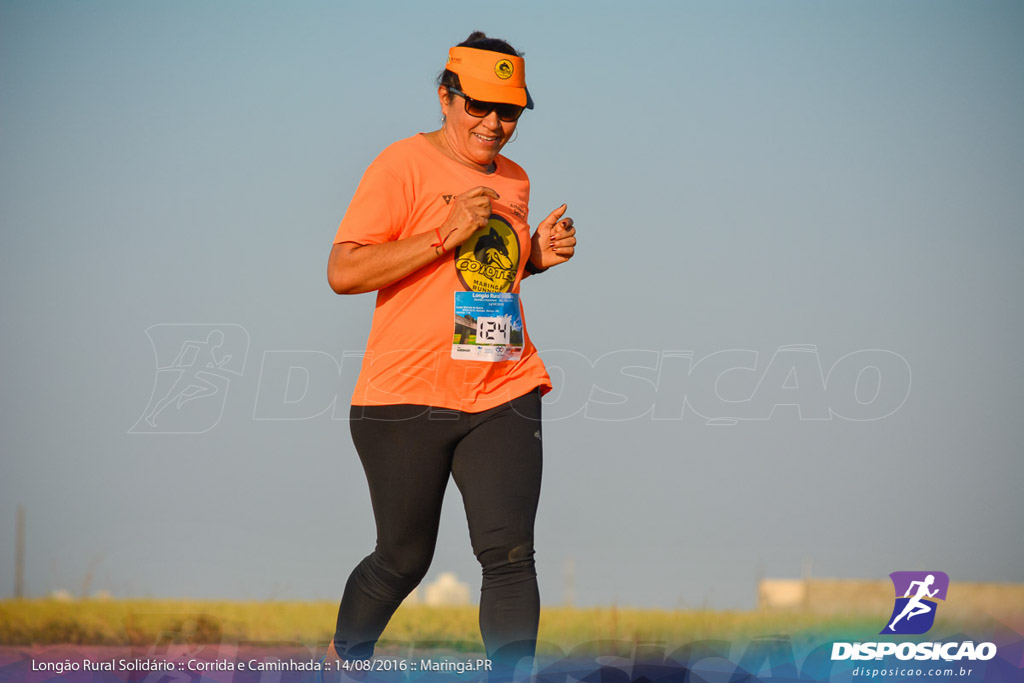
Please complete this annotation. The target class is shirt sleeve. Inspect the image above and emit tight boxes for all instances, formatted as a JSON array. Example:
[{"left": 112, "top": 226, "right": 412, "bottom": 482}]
[{"left": 333, "top": 160, "right": 409, "bottom": 245}]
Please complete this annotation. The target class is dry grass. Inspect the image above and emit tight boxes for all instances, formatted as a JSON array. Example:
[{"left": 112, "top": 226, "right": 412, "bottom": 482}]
[{"left": 0, "top": 598, "right": 925, "bottom": 650}]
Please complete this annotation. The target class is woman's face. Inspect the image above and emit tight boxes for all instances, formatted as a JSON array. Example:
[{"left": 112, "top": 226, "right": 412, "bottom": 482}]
[{"left": 439, "top": 86, "right": 518, "bottom": 170}]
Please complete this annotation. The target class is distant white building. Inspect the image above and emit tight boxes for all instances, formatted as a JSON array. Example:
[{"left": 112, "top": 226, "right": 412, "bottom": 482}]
[{"left": 424, "top": 572, "right": 470, "bottom": 606}]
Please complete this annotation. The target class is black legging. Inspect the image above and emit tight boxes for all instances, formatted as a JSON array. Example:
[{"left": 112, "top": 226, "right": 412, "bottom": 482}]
[{"left": 333, "top": 388, "right": 543, "bottom": 668}]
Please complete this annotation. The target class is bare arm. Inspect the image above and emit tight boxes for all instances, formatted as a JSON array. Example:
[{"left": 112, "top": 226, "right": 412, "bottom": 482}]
[
  {"left": 328, "top": 234, "right": 446, "bottom": 294},
  {"left": 327, "top": 186, "right": 499, "bottom": 294}
]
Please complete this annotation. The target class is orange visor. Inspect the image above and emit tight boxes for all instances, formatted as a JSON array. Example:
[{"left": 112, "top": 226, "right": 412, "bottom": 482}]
[{"left": 446, "top": 46, "right": 534, "bottom": 109}]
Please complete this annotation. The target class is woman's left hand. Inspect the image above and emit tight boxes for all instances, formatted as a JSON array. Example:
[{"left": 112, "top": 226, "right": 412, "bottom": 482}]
[{"left": 529, "top": 204, "right": 576, "bottom": 272}]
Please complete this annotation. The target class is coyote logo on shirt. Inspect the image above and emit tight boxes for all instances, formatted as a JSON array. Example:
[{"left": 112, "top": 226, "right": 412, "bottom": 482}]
[
  {"left": 454, "top": 214, "right": 520, "bottom": 293},
  {"left": 474, "top": 227, "right": 514, "bottom": 270}
]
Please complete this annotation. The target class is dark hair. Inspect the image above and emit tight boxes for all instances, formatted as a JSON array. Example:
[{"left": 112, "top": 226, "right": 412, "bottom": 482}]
[{"left": 438, "top": 31, "right": 522, "bottom": 97}]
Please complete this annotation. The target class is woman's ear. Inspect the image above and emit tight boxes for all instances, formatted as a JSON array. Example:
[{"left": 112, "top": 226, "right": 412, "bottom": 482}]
[{"left": 437, "top": 85, "right": 450, "bottom": 118}]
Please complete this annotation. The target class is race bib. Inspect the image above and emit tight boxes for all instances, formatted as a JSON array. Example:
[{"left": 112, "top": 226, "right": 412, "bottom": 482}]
[{"left": 452, "top": 291, "right": 524, "bottom": 362}]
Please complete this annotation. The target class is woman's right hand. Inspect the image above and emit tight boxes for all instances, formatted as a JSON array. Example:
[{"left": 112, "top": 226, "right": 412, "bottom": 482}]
[{"left": 439, "top": 187, "right": 499, "bottom": 250}]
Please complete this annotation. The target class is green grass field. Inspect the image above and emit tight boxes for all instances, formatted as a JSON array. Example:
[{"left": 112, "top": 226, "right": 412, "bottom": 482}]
[{"left": 0, "top": 598, "right": 902, "bottom": 651}]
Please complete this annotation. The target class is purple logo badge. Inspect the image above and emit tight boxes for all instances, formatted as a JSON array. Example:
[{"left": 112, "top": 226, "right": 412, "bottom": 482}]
[{"left": 881, "top": 571, "right": 949, "bottom": 635}]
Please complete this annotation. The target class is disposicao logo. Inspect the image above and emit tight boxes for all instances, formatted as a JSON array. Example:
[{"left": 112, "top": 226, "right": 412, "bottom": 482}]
[
  {"left": 882, "top": 570, "right": 948, "bottom": 635},
  {"left": 831, "top": 571, "right": 998, "bottom": 663}
]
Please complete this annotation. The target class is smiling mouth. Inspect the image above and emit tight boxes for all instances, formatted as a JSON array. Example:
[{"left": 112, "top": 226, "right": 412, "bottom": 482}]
[{"left": 474, "top": 133, "right": 500, "bottom": 143}]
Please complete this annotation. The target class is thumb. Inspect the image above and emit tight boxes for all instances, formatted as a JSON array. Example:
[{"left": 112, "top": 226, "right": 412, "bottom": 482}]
[{"left": 539, "top": 203, "right": 567, "bottom": 228}]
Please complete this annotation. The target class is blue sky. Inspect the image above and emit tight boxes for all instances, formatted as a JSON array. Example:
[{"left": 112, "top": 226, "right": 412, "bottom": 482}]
[{"left": 1, "top": 1, "right": 1022, "bottom": 610}]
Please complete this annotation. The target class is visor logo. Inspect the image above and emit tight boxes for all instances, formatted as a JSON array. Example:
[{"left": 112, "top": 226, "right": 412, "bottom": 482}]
[{"left": 494, "top": 59, "right": 514, "bottom": 80}]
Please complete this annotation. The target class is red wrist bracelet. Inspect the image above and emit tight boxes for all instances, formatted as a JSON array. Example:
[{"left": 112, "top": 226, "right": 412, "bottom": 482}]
[{"left": 431, "top": 227, "right": 447, "bottom": 253}]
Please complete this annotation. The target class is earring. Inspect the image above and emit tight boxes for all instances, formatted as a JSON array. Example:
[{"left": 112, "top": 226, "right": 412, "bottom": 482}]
[
  {"left": 508, "top": 129, "right": 519, "bottom": 143},
  {"left": 441, "top": 114, "right": 446, "bottom": 128}
]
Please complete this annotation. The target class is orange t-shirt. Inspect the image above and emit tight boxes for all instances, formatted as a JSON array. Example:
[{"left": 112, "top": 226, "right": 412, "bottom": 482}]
[{"left": 334, "top": 134, "right": 552, "bottom": 412}]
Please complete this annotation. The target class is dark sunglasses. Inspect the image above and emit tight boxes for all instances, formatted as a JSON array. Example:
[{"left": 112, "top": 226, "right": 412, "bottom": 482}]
[{"left": 447, "top": 86, "right": 525, "bottom": 122}]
